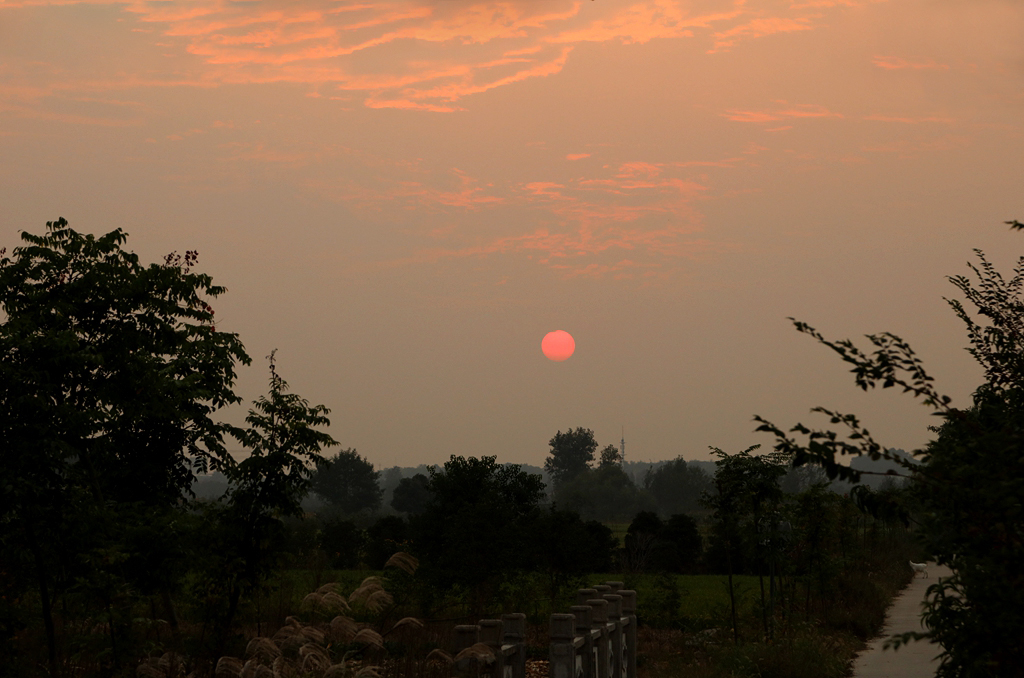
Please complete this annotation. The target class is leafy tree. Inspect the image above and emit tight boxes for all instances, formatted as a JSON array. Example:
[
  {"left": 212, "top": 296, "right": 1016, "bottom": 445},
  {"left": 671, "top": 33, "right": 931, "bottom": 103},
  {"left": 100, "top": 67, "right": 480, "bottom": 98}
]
[
  {"left": 701, "top": 445, "right": 787, "bottom": 643},
  {"left": 380, "top": 466, "right": 404, "bottom": 507},
  {"left": 643, "top": 457, "right": 713, "bottom": 516},
  {"left": 544, "top": 427, "right": 598, "bottom": 485},
  {"left": 599, "top": 444, "right": 622, "bottom": 467},
  {"left": 531, "top": 508, "right": 617, "bottom": 602},
  {"left": 553, "top": 463, "right": 649, "bottom": 522},
  {"left": 754, "top": 237, "right": 1024, "bottom": 675},
  {"left": 0, "top": 219, "right": 250, "bottom": 673},
  {"left": 412, "top": 456, "right": 545, "bottom": 614},
  {"left": 624, "top": 511, "right": 664, "bottom": 573},
  {"left": 391, "top": 473, "right": 432, "bottom": 515},
  {"left": 318, "top": 517, "right": 364, "bottom": 569},
  {"left": 660, "top": 514, "right": 703, "bottom": 573},
  {"left": 311, "top": 448, "right": 382, "bottom": 514},
  {"left": 211, "top": 351, "right": 337, "bottom": 648}
]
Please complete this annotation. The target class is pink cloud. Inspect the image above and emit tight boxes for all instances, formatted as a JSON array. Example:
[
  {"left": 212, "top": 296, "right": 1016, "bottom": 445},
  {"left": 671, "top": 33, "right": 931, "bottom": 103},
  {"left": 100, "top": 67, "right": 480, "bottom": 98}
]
[
  {"left": 566, "top": 153, "right": 591, "bottom": 161},
  {"left": 722, "top": 103, "right": 842, "bottom": 123},
  {"left": 0, "top": 0, "right": 859, "bottom": 111},
  {"left": 863, "top": 114, "right": 955, "bottom": 124},
  {"left": 711, "top": 16, "right": 813, "bottom": 52},
  {"left": 872, "top": 56, "right": 950, "bottom": 70},
  {"left": 722, "top": 110, "right": 781, "bottom": 122}
]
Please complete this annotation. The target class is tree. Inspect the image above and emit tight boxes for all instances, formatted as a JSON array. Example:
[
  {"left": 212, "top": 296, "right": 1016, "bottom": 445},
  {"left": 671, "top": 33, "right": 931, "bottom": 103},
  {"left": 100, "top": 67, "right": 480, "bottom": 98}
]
[
  {"left": 701, "top": 445, "right": 786, "bottom": 643},
  {"left": 311, "top": 448, "right": 382, "bottom": 514},
  {"left": 554, "top": 464, "right": 649, "bottom": 522},
  {"left": 391, "top": 473, "right": 431, "bottom": 515},
  {"left": 754, "top": 236, "right": 1024, "bottom": 676},
  {"left": 599, "top": 444, "right": 622, "bottom": 467},
  {"left": 624, "top": 511, "right": 664, "bottom": 573},
  {"left": 365, "top": 515, "right": 409, "bottom": 569},
  {"left": 0, "top": 219, "right": 250, "bottom": 673},
  {"left": 530, "top": 508, "right": 617, "bottom": 602},
  {"left": 211, "top": 351, "right": 337, "bottom": 648},
  {"left": 643, "top": 457, "right": 713, "bottom": 516},
  {"left": 660, "top": 514, "right": 703, "bottom": 574},
  {"left": 545, "top": 428, "right": 598, "bottom": 485},
  {"left": 412, "top": 456, "right": 545, "bottom": 613}
]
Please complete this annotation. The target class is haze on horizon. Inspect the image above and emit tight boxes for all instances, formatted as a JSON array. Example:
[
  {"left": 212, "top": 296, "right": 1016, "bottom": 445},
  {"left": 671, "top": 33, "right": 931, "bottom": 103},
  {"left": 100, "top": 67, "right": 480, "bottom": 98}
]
[{"left": 2, "top": 0, "right": 1023, "bottom": 469}]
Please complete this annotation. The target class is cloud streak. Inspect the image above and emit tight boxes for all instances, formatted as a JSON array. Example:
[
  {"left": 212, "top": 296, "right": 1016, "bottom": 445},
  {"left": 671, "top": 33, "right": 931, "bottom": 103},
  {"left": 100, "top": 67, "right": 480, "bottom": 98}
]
[{"left": 2, "top": 0, "right": 866, "bottom": 110}]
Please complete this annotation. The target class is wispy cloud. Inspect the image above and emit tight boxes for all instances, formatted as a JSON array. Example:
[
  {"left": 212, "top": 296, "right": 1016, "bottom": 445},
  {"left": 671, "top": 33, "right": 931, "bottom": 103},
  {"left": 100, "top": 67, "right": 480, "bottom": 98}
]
[
  {"left": 324, "top": 157, "right": 734, "bottom": 277},
  {"left": 872, "top": 55, "right": 950, "bottom": 70},
  {"left": 722, "top": 103, "right": 843, "bottom": 123},
  {"left": 1, "top": 0, "right": 863, "bottom": 111}
]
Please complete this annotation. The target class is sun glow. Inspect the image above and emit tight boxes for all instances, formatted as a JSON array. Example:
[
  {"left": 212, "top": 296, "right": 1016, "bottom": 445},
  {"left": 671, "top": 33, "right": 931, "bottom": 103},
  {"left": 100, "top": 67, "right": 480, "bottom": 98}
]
[{"left": 541, "top": 330, "right": 575, "bottom": 361}]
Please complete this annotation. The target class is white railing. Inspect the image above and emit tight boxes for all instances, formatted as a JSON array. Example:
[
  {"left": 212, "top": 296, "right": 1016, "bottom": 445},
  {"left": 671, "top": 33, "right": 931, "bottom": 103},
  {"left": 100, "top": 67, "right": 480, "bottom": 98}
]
[{"left": 449, "top": 582, "right": 637, "bottom": 678}]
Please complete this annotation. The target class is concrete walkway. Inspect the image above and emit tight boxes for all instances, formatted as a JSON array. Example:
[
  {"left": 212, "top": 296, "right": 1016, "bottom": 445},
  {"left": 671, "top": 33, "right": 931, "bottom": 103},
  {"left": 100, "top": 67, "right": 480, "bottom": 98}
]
[{"left": 850, "top": 563, "right": 951, "bottom": 678}]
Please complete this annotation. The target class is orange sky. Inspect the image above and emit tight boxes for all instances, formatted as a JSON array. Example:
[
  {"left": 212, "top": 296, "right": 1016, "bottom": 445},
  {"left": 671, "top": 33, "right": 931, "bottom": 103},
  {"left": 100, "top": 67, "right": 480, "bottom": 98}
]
[{"left": 2, "top": 0, "right": 1023, "bottom": 468}]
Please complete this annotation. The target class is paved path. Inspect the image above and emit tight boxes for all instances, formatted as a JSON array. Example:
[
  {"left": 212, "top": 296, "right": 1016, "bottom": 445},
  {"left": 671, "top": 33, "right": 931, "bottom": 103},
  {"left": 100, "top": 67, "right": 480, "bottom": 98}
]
[{"left": 850, "top": 563, "right": 951, "bottom": 678}]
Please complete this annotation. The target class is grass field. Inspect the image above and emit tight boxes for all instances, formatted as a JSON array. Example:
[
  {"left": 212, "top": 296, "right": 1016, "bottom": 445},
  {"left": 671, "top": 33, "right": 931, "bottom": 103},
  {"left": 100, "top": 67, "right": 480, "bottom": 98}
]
[
  {"left": 591, "top": 572, "right": 761, "bottom": 627},
  {"left": 262, "top": 567, "right": 762, "bottom": 632}
]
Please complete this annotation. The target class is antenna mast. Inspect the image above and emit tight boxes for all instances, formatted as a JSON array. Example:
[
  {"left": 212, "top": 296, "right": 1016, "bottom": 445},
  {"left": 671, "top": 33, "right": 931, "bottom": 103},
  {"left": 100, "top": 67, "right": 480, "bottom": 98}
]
[{"left": 620, "top": 426, "right": 626, "bottom": 465}]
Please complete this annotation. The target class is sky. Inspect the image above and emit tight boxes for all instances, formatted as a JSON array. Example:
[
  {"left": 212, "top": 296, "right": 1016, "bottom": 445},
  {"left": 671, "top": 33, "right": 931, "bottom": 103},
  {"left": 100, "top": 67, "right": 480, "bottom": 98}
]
[{"left": 2, "top": 0, "right": 1023, "bottom": 470}]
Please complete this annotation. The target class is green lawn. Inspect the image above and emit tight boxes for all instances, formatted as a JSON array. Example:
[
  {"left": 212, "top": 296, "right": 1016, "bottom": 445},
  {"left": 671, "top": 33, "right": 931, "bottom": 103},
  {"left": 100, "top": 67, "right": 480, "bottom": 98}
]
[
  {"left": 591, "top": 572, "right": 761, "bottom": 625},
  {"left": 606, "top": 522, "right": 630, "bottom": 547}
]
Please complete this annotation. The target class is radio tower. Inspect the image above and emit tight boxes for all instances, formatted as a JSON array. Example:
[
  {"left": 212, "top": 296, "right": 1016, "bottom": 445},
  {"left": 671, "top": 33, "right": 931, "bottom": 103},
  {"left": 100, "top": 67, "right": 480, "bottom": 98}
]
[{"left": 620, "top": 426, "right": 626, "bottom": 465}]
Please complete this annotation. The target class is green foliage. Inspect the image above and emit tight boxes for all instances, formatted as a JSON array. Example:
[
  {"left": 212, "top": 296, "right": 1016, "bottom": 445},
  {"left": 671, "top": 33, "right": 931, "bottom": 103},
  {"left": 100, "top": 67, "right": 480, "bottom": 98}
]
[
  {"left": 365, "top": 516, "right": 409, "bottom": 570},
  {"left": 311, "top": 448, "right": 382, "bottom": 515},
  {"left": 643, "top": 457, "right": 713, "bottom": 516},
  {"left": 317, "top": 517, "right": 365, "bottom": 570},
  {"left": 530, "top": 508, "right": 617, "bottom": 602},
  {"left": 0, "top": 218, "right": 250, "bottom": 675},
  {"left": 390, "top": 473, "right": 431, "bottom": 515},
  {"left": 544, "top": 427, "right": 599, "bottom": 485},
  {"left": 412, "top": 456, "right": 545, "bottom": 613},
  {"left": 554, "top": 463, "right": 649, "bottom": 522},
  {"left": 705, "top": 631, "right": 854, "bottom": 678},
  {"left": 599, "top": 444, "right": 623, "bottom": 467},
  {"left": 660, "top": 515, "right": 703, "bottom": 573},
  {"left": 755, "top": 241, "right": 1024, "bottom": 677},
  {"left": 205, "top": 352, "right": 338, "bottom": 652},
  {"left": 701, "top": 445, "right": 788, "bottom": 643},
  {"left": 624, "top": 512, "right": 701, "bottom": 574}
]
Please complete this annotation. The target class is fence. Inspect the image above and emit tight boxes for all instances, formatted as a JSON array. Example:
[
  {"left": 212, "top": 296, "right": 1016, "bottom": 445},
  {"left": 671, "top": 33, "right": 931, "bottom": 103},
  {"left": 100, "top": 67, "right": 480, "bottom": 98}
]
[{"left": 449, "top": 582, "right": 637, "bottom": 678}]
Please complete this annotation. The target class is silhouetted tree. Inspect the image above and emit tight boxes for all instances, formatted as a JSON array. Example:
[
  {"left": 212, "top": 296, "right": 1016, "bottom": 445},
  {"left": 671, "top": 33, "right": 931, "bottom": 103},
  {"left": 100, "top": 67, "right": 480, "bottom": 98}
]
[
  {"left": 554, "top": 463, "right": 649, "bottom": 522},
  {"left": 365, "top": 515, "right": 409, "bottom": 569},
  {"left": 660, "top": 514, "right": 703, "bottom": 573},
  {"left": 391, "top": 473, "right": 431, "bottom": 515},
  {"left": 413, "top": 456, "right": 545, "bottom": 614},
  {"left": 531, "top": 508, "right": 617, "bottom": 602},
  {"left": 625, "top": 512, "right": 664, "bottom": 573},
  {"left": 643, "top": 457, "right": 713, "bottom": 516},
  {"left": 545, "top": 428, "right": 598, "bottom": 485},
  {"left": 754, "top": 232, "right": 1024, "bottom": 674},
  {"left": 0, "top": 218, "right": 250, "bottom": 673},
  {"left": 212, "top": 351, "right": 337, "bottom": 650},
  {"left": 599, "top": 444, "right": 622, "bottom": 467},
  {"left": 311, "top": 448, "right": 382, "bottom": 514}
]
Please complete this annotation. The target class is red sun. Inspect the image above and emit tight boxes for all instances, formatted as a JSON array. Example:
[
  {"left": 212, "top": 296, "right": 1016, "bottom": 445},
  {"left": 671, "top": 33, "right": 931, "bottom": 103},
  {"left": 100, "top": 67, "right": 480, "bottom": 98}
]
[{"left": 542, "top": 330, "right": 576, "bottom": 361}]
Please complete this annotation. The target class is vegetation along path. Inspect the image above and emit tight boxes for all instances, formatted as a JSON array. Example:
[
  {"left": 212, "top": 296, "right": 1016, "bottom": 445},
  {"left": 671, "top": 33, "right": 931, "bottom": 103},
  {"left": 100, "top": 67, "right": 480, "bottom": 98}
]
[{"left": 851, "top": 563, "right": 952, "bottom": 678}]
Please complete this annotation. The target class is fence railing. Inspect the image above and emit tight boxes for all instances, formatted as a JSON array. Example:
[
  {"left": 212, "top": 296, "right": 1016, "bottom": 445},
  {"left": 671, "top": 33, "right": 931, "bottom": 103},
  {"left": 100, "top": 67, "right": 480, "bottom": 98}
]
[
  {"left": 452, "top": 613, "right": 527, "bottom": 678},
  {"left": 550, "top": 583, "right": 637, "bottom": 678},
  {"left": 449, "top": 582, "right": 637, "bottom": 678}
]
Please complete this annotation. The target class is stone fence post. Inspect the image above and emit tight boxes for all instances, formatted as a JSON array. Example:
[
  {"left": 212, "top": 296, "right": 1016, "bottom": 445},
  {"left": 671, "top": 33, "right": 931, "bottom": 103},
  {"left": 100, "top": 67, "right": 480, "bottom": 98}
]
[{"left": 549, "top": 614, "right": 577, "bottom": 678}]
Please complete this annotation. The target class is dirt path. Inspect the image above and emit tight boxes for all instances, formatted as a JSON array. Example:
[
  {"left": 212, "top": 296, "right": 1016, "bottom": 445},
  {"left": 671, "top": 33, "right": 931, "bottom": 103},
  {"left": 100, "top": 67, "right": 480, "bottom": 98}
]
[{"left": 850, "top": 563, "right": 952, "bottom": 678}]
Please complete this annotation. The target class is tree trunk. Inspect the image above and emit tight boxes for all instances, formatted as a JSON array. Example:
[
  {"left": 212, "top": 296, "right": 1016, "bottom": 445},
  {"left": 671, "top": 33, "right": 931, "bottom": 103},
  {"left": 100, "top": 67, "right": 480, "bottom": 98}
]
[
  {"left": 161, "top": 588, "right": 182, "bottom": 648},
  {"left": 26, "top": 520, "right": 59, "bottom": 678},
  {"left": 727, "top": 541, "right": 739, "bottom": 645}
]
